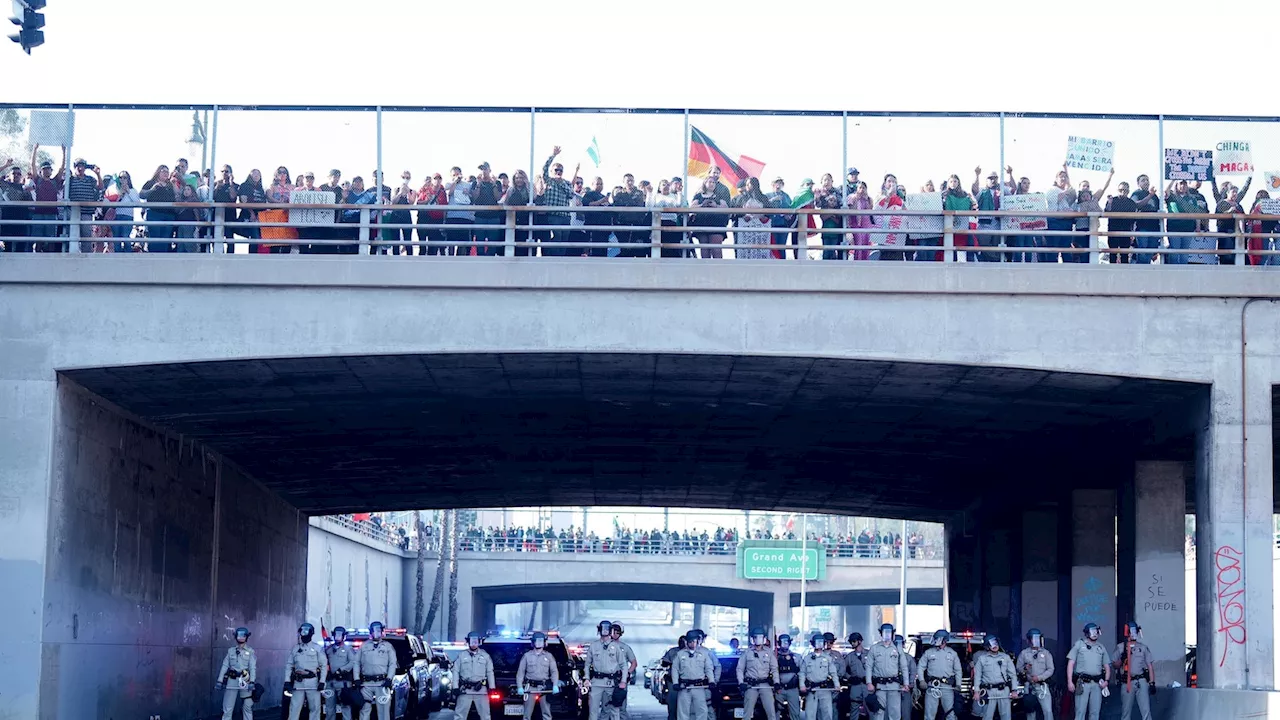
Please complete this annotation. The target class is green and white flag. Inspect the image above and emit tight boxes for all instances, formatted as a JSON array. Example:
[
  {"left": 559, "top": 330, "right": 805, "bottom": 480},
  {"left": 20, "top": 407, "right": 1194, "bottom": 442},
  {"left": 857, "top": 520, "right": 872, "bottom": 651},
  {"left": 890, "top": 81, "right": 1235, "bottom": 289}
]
[{"left": 586, "top": 136, "right": 601, "bottom": 167}]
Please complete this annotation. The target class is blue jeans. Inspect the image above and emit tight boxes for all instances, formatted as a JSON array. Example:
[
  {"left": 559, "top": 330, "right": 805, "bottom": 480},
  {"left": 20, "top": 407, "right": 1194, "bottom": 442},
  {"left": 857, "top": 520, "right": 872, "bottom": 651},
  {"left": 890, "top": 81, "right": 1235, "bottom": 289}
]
[
  {"left": 1166, "top": 232, "right": 1192, "bottom": 265},
  {"left": 175, "top": 223, "right": 201, "bottom": 252},
  {"left": 1042, "top": 218, "right": 1073, "bottom": 263},
  {"left": 1132, "top": 222, "right": 1161, "bottom": 264}
]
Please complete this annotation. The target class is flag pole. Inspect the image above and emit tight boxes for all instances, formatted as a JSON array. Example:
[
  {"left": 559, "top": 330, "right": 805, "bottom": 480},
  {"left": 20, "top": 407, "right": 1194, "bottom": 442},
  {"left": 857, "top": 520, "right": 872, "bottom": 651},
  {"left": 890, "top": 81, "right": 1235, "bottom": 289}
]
[
  {"left": 800, "top": 513, "right": 808, "bottom": 634},
  {"left": 682, "top": 109, "right": 690, "bottom": 202}
]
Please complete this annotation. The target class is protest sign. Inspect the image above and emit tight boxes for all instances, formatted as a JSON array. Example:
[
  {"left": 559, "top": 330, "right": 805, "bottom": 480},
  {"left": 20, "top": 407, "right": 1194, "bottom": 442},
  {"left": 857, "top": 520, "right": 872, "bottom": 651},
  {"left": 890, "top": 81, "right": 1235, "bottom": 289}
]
[
  {"left": 1065, "top": 136, "right": 1115, "bottom": 173},
  {"left": 904, "top": 192, "right": 943, "bottom": 234},
  {"left": 1001, "top": 193, "right": 1048, "bottom": 232},
  {"left": 1164, "top": 149, "right": 1213, "bottom": 181},
  {"left": 1258, "top": 199, "right": 1280, "bottom": 215},
  {"left": 1215, "top": 141, "right": 1254, "bottom": 176},
  {"left": 28, "top": 110, "right": 76, "bottom": 147},
  {"left": 1263, "top": 170, "right": 1280, "bottom": 192},
  {"left": 289, "top": 190, "right": 335, "bottom": 225},
  {"left": 1185, "top": 235, "right": 1217, "bottom": 265}
]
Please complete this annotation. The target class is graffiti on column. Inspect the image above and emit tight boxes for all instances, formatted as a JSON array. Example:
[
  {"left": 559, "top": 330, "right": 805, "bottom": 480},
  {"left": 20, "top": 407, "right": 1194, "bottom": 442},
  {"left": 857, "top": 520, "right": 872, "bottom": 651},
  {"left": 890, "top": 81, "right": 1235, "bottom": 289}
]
[
  {"left": 383, "top": 576, "right": 390, "bottom": 625},
  {"left": 325, "top": 544, "right": 334, "bottom": 622},
  {"left": 346, "top": 563, "right": 353, "bottom": 627},
  {"left": 1213, "top": 545, "right": 1246, "bottom": 667},
  {"left": 1074, "top": 576, "right": 1107, "bottom": 624},
  {"left": 365, "top": 557, "right": 371, "bottom": 624}
]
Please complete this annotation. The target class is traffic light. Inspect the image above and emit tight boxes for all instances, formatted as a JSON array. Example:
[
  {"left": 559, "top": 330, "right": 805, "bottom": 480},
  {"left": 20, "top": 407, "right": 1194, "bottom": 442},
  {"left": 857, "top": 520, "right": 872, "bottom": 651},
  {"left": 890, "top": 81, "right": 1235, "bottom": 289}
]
[{"left": 9, "top": 0, "right": 46, "bottom": 54}]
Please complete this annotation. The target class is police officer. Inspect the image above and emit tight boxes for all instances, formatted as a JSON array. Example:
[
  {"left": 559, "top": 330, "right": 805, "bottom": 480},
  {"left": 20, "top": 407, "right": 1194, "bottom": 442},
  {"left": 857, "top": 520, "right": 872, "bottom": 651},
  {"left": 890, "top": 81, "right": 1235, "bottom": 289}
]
[
  {"left": 585, "top": 620, "right": 629, "bottom": 720},
  {"left": 843, "top": 633, "right": 868, "bottom": 712},
  {"left": 674, "top": 630, "right": 716, "bottom": 720},
  {"left": 774, "top": 634, "right": 803, "bottom": 720},
  {"left": 738, "top": 627, "right": 779, "bottom": 720},
  {"left": 285, "top": 622, "right": 328, "bottom": 720},
  {"left": 611, "top": 622, "right": 640, "bottom": 720},
  {"left": 822, "top": 632, "right": 842, "bottom": 663},
  {"left": 1065, "top": 623, "right": 1111, "bottom": 720},
  {"left": 326, "top": 627, "right": 358, "bottom": 720},
  {"left": 1016, "top": 629, "right": 1054, "bottom": 720},
  {"left": 689, "top": 629, "right": 721, "bottom": 684},
  {"left": 865, "top": 623, "right": 908, "bottom": 720},
  {"left": 1113, "top": 622, "right": 1155, "bottom": 720},
  {"left": 800, "top": 633, "right": 839, "bottom": 720},
  {"left": 972, "top": 636, "right": 1015, "bottom": 720},
  {"left": 217, "top": 626, "right": 257, "bottom": 720},
  {"left": 518, "top": 631, "right": 561, "bottom": 720},
  {"left": 893, "top": 635, "right": 916, "bottom": 710},
  {"left": 663, "top": 636, "right": 689, "bottom": 720},
  {"left": 355, "top": 621, "right": 398, "bottom": 720},
  {"left": 454, "top": 630, "right": 497, "bottom": 720},
  {"left": 917, "top": 630, "right": 962, "bottom": 720}
]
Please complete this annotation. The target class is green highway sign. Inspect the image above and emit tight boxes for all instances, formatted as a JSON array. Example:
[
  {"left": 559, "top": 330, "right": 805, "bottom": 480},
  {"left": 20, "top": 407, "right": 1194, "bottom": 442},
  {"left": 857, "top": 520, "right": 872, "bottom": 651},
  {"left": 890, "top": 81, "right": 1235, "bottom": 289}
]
[{"left": 737, "top": 541, "right": 826, "bottom": 581}]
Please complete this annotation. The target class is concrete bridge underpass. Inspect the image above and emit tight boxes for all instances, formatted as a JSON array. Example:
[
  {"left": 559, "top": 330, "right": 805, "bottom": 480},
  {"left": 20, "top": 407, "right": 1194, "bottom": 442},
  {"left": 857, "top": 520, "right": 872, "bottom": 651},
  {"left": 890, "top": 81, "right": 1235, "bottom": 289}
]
[{"left": 5, "top": 258, "right": 1280, "bottom": 719}]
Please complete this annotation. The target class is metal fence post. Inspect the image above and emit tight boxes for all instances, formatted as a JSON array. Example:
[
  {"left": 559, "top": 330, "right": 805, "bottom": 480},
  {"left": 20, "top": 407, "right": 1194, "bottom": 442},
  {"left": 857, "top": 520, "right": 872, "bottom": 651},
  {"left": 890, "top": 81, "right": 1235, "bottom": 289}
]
[
  {"left": 68, "top": 205, "right": 81, "bottom": 253},
  {"left": 1235, "top": 221, "right": 1247, "bottom": 265},
  {"left": 1088, "top": 214, "right": 1101, "bottom": 264},
  {"left": 796, "top": 211, "right": 807, "bottom": 261},
  {"left": 650, "top": 210, "right": 661, "bottom": 258},
  {"left": 359, "top": 208, "right": 371, "bottom": 255},
  {"left": 942, "top": 214, "right": 954, "bottom": 262},
  {"left": 505, "top": 209, "right": 516, "bottom": 257},
  {"left": 212, "top": 206, "right": 226, "bottom": 253}
]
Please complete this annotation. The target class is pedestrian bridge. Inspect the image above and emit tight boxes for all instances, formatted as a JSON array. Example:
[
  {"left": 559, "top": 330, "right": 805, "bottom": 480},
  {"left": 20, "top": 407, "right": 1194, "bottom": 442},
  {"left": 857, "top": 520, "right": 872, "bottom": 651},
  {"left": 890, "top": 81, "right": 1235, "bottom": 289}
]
[
  {"left": 307, "top": 516, "right": 944, "bottom": 636},
  {"left": 5, "top": 256, "right": 1280, "bottom": 720}
]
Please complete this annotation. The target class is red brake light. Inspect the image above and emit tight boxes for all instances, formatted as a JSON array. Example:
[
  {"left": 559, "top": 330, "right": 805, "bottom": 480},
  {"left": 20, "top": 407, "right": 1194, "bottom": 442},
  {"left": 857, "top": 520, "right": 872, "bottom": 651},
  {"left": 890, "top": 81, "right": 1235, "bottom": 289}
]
[{"left": 489, "top": 692, "right": 502, "bottom": 701}]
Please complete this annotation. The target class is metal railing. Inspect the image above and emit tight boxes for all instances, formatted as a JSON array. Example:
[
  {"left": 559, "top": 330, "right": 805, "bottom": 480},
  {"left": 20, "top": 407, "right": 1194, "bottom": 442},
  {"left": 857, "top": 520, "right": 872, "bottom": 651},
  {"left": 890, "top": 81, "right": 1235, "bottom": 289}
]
[
  {"left": 322, "top": 514, "right": 412, "bottom": 550},
  {"left": 2, "top": 200, "right": 1279, "bottom": 264},
  {"left": 449, "top": 535, "right": 938, "bottom": 559}
]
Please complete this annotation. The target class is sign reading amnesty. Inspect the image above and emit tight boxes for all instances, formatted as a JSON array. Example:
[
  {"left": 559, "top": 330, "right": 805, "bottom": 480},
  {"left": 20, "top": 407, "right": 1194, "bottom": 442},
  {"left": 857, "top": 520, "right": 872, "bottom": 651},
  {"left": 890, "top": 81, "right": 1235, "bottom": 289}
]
[{"left": 737, "top": 541, "right": 826, "bottom": 581}]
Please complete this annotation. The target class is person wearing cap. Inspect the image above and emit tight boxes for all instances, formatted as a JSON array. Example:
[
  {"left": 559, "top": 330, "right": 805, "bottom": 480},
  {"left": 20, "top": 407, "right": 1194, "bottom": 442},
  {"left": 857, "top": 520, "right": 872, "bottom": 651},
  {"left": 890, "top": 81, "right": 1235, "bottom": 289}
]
[
  {"left": 471, "top": 162, "right": 502, "bottom": 256},
  {"left": 66, "top": 156, "right": 104, "bottom": 251},
  {"left": 0, "top": 159, "right": 33, "bottom": 252},
  {"left": 541, "top": 147, "right": 578, "bottom": 256},
  {"left": 765, "top": 177, "right": 792, "bottom": 259},
  {"left": 611, "top": 622, "right": 639, "bottom": 720},
  {"left": 845, "top": 168, "right": 860, "bottom": 197},
  {"left": 29, "top": 144, "right": 67, "bottom": 251}
]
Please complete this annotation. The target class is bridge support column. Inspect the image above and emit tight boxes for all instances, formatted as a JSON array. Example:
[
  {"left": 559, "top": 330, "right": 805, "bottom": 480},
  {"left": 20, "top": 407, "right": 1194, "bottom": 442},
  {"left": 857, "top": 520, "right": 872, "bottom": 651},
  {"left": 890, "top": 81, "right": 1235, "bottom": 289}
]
[
  {"left": 979, "top": 519, "right": 1015, "bottom": 643},
  {"left": 842, "top": 605, "right": 873, "bottom": 640},
  {"left": 1069, "top": 489, "right": 1117, "bottom": 652},
  {"left": 1194, "top": 380, "right": 1274, "bottom": 690},
  {"left": 693, "top": 603, "right": 706, "bottom": 631},
  {"left": 1019, "top": 507, "right": 1061, "bottom": 675},
  {"left": 944, "top": 520, "right": 981, "bottom": 631},
  {"left": 1118, "top": 461, "right": 1188, "bottom": 686}
]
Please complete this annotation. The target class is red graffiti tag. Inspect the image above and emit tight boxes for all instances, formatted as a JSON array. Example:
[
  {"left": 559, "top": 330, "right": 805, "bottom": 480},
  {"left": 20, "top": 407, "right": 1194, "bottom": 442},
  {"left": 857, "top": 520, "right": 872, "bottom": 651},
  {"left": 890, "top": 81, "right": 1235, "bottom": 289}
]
[{"left": 1214, "top": 545, "right": 1247, "bottom": 667}]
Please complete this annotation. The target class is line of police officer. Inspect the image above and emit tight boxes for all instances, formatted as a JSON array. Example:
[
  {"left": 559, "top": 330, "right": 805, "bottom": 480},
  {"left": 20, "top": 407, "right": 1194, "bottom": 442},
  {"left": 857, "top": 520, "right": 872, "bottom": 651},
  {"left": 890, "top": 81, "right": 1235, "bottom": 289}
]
[{"left": 655, "top": 619, "right": 1156, "bottom": 720}]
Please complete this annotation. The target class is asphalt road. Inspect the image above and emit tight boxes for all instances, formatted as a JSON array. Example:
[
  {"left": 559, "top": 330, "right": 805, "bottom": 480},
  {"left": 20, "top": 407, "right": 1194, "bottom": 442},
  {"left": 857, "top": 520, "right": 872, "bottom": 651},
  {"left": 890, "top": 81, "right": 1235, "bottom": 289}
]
[{"left": 559, "top": 610, "right": 684, "bottom": 720}]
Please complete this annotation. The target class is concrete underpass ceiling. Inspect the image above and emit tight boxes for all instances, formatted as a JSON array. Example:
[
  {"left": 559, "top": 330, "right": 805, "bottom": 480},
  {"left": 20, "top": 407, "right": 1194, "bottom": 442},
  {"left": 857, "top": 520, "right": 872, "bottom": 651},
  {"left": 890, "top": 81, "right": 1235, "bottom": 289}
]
[{"left": 63, "top": 353, "right": 1207, "bottom": 521}]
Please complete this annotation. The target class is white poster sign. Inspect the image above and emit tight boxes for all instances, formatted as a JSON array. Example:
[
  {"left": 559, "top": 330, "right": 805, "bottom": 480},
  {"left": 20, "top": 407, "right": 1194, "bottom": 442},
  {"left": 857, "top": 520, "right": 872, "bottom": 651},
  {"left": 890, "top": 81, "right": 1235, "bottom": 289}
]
[
  {"left": 1263, "top": 170, "right": 1280, "bottom": 193},
  {"left": 1258, "top": 199, "right": 1280, "bottom": 215},
  {"left": 1065, "top": 136, "right": 1115, "bottom": 173},
  {"left": 289, "top": 190, "right": 335, "bottom": 225},
  {"left": 1215, "top": 141, "right": 1254, "bottom": 176},
  {"left": 904, "top": 193, "right": 943, "bottom": 234},
  {"left": 1001, "top": 193, "right": 1048, "bottom": 232},
  {"left": 28, "top": 110, "right": 76, "bottom": 147}
]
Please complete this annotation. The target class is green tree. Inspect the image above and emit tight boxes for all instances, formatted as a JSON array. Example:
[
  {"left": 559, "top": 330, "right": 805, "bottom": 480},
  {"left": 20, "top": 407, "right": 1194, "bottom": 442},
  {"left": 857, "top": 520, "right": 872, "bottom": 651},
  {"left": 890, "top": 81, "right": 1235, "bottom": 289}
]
[{"left": 0, "top": 109, "right": 52, "bottom": 169}]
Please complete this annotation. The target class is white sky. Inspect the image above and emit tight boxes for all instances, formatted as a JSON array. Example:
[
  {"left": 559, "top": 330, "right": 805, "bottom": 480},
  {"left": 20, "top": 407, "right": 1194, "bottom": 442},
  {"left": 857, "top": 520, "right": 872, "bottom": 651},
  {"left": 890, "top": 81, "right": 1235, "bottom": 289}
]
[{"left": 8, "top": 1, "right": 1280, "bottom": 196}]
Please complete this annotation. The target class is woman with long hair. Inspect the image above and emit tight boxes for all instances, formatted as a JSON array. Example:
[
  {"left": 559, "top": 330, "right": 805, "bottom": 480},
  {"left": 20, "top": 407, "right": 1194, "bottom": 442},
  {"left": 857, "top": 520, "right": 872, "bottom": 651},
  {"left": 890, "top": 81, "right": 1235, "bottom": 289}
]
[
  {"left": 108, "top": 170, "right": 141, "bottom": 252},
  {"left": 139, "top": 164, "right": 176, "bottom": 252},
  {"left": 1247, "top": 190, "right": 1278, "bottom": 266},
  {"left": 875, "top": 174, "right": 907, "bottom": 260},
  {"left": 845, "top": 181, "right": 874, "bottom": 261},
  {"left": 502, "top": 169, "right": 533, "bottom": 256},
  {"left": 237, "top": 168, "right": 267, "bottom": 252},
  {"left": 734, "top": 177, "right": 773, "bottom": 260},
  {"left": 690, "top": 176, "right": 728, "bottom": 259},
  {"left": 260, "top": 165, "right": 298, "bottom": 253},
  {"left": 940, "top": 174, "right": 975, "bottom": 262}
]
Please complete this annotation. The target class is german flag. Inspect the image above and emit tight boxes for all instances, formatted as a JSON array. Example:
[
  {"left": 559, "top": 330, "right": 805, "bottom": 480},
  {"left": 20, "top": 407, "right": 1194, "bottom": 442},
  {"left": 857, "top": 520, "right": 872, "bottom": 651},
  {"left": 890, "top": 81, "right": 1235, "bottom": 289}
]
[{"left": 688, "top": 126, "right": 751, "bottom": 195}]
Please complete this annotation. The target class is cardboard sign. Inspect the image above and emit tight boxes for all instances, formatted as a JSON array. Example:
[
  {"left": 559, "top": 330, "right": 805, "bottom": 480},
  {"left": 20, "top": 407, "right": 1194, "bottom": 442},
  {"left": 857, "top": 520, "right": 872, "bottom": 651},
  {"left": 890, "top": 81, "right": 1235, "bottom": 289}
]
[
  {"left": 1215, "top": 141, "right": 1254, "bottom": 176},
  {"left": 1165, "top": 149, "right": 1213, "bottom": 181},
  {"left": 1066, "top": 136, "right": 1115, "bottom": 173},
  {"left": 904, "top": 192, "right": 943, "bottom": 234},
  {"left": 289, "top": 190, "right": 335, "bottom": 225},
  {"left": 1001, "top": 193, "right": 1048, "bottom": 232},
  {"left": 28, "top": 110, "right": 76, "bottom": 147},
  {"left": 878, "top": 202, "right": 905, "bottom": 246},
  {"left": 1258, "top": 199, "right": 1280, "bottom": 215}
]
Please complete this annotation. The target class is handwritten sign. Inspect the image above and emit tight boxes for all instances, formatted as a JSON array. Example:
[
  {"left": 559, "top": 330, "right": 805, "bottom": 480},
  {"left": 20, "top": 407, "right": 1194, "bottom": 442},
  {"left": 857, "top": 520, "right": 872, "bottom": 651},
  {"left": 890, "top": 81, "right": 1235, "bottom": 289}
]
[
  {"left": 1257, "top": 199, "right": 1280, "bottom": 215},
  {"left": 1165, "top": 149, "right": 1214, "bottom": 181},
  {"left": 905, "top": 192, "right": 943, "bottom": 234},
  {"left": 289, "top": 190, "right": 335, "bottom": 225},
  {"left": 1215, "top": 141, "right": 1254, "bottom": 176},
  {"left": 1263, "top": 170, "right": 1280, "bottom": 192},
  {"left": 1066, "top": 136, "right": 1115, "bottom": 173},
  {"left": 28, "top": 110, "right": 76, "bottom": 147},
  {"left": 1001, "top": 193, "right": 1048, "bottom": 232}
]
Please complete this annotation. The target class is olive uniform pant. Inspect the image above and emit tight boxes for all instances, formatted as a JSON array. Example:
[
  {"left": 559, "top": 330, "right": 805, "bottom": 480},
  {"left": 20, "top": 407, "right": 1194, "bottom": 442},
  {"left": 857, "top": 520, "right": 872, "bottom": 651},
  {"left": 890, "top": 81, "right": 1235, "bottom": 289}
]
[
  {"left": 222, "top": 687, "right": 253, "bottom": 720},
  {"left": 457, "top": 691, "right": 493, "bottom": 720},
  {"left": 921, "top": 685, "right": 956, "bottom": 720},
  {"left": 872, "top": 682, "right": 902, "bottom": 720},
  {"left": 1120, "top": 678, "right": 1151, "bottom": 720},
  {"left": 804, "top": 688, "right": 834, "bottom": 720},
  {"left": 677, "top": 686, "right": 710, "bottom": 720},
  {"left": 1072, "top": 682, "right": 1102, "bottom": 720},
  {"left": 743, "top": 684, "right": 777, "bottom": 720},
  {"left": 324, "top": 680, "right": 354, "bottom": 719}
]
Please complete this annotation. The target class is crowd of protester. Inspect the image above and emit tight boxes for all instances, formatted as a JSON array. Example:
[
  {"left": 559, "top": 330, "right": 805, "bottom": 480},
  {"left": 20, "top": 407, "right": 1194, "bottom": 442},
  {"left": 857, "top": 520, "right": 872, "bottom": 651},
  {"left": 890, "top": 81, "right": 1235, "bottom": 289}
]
[{"left": 2, "top": 145, "right": 1277, "bottom": 264}]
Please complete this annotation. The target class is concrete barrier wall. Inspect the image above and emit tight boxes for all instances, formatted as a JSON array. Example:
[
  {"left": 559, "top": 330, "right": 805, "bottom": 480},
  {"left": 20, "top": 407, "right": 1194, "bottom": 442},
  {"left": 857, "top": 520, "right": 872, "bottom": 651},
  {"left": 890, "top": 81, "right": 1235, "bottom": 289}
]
[{"left": 306, "top": 518, "right": 408, "bottom": 631}]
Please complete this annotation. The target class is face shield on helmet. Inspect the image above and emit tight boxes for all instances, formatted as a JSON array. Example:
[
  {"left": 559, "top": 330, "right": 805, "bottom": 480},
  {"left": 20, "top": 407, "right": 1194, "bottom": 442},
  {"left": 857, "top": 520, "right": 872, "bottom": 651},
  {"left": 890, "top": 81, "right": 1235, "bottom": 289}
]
[
  {"left": 749, "top": 628, "right": 766, "bottom": 647},
  {"left": 932, "top": 630, "right": 949, "bottom": 647},
  {"left": 893, "top": 634, "right": 904, "bottom": 649},
  {"left": 1027, "top": 629, "right": 1043, "bottom": 648},
  {"left": 684, "top": 631, "right": 701, "bottom": 649},
  {"left": 298, "top": 622, "right": 315, "bottom": 643},
  {"left": 778, "top": 634, "right": 791, "bottom": 651},
  {"left": 234, "top": 627, "right": 251, "bottom": 643},
  {"left": 466, "top": 631, "right": 482, "bottom": 650},
  {"left": 985, "top": 636, "right": 1000, "bottom": 652},
  {"left": 610, "top": 622, "right": 624, "bottom": 639},
  {"left": 1083, "top": 623, "right": 1100, "bottom": 641},
  {"left": 333, "top": 626, "right": 347, "bottom": 644},
  {"left": 532, "top": 631, "right": 547, "bottom": 649},
  {"left": 598, "top": 621, "right": 614, "bottom": 639},
  {"left": 369, "top": 621, "right": 385, "bottom": 641},
  {"left": 879, "top": 623, "right": 895, "bottom": 643},
  {"left": 1125, "top": 622, "right": 1141, "bottom": 641},
  {"left": 810, "top": 633, "right": 824, "bottom": 649}
]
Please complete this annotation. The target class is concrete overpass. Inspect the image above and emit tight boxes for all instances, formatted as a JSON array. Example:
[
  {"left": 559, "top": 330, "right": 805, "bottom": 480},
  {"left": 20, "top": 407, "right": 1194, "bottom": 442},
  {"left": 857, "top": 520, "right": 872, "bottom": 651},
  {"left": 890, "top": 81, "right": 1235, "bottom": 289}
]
[
  {"left": 4, "top": 257, "right": 1280, "bottom": 719},
  {"left": 306, "top": 516, "right": 943, "bottom": 635}
]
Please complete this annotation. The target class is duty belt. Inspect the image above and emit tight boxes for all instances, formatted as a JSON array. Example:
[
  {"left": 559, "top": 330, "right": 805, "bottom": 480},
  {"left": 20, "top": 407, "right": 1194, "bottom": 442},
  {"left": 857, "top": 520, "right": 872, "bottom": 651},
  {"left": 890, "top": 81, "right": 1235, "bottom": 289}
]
[
  {"left": 591, "top": 671, "right": 622, "bottom": 680},
  {"left": 331, "top": 669, "right": 354, "bottom": 681},
  {"left": 745, "top": 677, "right": 769, "bottom": 685},
  {"left": 872, "top": 676, "right": 899, "bottom": 685},
  {"left": 925, "top": 675, "right": 956, "bottom": 688},
  {"left": 362, "top": 674, "right": 389, "bottom": 683},
  {"left": 980, "top": 682, "right": 1010, "bottom": 690},
  {"left": 813, "top": 680, "right": 835, "bottom": 689},
  {"left": 292, "top": 670, "right": 318, "bottom": 681},
  {"left": 527, "top": 680, "right": 554, "bottom": 690},
  {"left": 780, "top": 677, "right": 799, "bottom": 690},
  {"left": 1119, "top": 670, "right": 1149, "bottom": 682},
  {"left": 224, "top": 669, "right": 246, "bottom": 679},
  {"left": 1073, "top": 673, "right": 1103, "bottom": 683},
  {"left": 460, "top": 680, "right": 486, "bottom": 691},
  {"left": 682, "top": 679, "right": 709, "bottom": 687}
]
